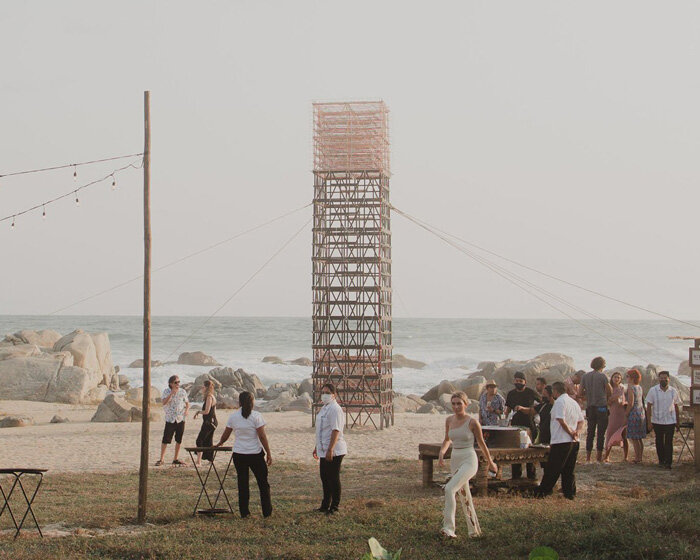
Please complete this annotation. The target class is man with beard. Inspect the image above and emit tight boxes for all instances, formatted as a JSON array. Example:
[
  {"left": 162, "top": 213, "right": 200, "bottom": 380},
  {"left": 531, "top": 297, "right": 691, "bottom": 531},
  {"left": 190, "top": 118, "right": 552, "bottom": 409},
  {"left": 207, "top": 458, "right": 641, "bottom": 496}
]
[{"left": 505, "top": 371, "right": 540, "bottom": 479}]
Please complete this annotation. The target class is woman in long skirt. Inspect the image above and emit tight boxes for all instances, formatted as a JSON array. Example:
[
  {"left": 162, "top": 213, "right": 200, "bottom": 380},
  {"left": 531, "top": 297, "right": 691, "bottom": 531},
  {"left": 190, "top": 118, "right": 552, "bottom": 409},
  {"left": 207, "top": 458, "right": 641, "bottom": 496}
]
[{"left": 438, "top": 391, "right": 497, "bottom": 539}]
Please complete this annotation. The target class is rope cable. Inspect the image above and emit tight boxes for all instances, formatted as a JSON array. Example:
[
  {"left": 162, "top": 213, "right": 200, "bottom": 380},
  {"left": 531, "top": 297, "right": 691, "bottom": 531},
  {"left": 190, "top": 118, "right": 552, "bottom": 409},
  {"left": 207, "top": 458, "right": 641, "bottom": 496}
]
[
  {"left": 48, "top": 201, "right": 312, "bottom": 315},
  {"left": 161, "top": 215, "right": 311, "bottom": 363},
  {"left": 392, "top": 207, "right": 662, "bottom": 364},
  {"left": 391, "top": 205, "right": 700, "bottom": 331}
]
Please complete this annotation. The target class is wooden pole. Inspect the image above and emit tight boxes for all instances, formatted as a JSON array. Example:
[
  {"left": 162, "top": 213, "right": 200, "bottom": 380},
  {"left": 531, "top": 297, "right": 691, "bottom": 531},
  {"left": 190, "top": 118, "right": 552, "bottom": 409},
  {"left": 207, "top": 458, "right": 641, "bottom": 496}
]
[{"left": 137, "top": 90, "right": 152, "bottom": 523}]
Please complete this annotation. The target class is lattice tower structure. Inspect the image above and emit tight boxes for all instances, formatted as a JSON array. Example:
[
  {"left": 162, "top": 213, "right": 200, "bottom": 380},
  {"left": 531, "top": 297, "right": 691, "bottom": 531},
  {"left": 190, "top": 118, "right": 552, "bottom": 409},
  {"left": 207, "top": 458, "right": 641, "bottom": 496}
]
[{"left": 312, "top": 101, "right": 393, "bottom": 429}]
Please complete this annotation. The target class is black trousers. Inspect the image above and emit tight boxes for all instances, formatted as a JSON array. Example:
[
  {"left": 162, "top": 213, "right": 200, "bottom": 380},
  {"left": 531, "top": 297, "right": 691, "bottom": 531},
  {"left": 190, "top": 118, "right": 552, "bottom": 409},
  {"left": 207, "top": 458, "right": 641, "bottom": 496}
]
[
  {"left": 585, "top": 406, "right": 609, "bottom": 453},
  {"left": 652, "top": 423, "right": 675, "bottom": 466},
  {"left": 232, "top": 451, "right": 272, "bottom": 518},
  {"left": 536, "top": 442, "right": 579, "bottom": 499},
  {"left": 319, "top": 455, "right": 344, "bottom": 511}
]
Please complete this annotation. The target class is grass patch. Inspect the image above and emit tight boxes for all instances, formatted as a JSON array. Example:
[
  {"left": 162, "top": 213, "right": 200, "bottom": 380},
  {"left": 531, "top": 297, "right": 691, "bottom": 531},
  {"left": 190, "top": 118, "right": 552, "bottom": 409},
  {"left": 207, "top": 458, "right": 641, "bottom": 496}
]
[{"left": 0, "top": 460, "right": 698, "bottom": 559}]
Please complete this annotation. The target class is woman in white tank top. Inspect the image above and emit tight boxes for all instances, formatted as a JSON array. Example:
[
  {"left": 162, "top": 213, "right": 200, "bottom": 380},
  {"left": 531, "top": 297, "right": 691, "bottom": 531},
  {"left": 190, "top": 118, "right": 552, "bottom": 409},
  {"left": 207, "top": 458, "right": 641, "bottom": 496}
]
[{"left": 438, "top": 391, "right": 497, "bottom": 538}]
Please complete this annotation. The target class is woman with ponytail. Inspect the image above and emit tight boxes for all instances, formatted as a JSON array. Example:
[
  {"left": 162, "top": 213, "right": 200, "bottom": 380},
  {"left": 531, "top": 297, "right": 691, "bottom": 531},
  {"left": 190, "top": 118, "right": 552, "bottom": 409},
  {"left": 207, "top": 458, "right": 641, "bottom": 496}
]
[{"left": 215, "top": 391, "right": 273, "bottom": 518}]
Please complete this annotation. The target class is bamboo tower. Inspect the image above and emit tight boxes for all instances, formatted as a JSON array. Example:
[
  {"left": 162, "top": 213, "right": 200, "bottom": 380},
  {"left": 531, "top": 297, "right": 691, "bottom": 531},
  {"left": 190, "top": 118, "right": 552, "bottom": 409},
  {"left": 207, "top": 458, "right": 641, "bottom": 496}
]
[{"left": 311, "top": 101, "right": 393, "bottom": 429}]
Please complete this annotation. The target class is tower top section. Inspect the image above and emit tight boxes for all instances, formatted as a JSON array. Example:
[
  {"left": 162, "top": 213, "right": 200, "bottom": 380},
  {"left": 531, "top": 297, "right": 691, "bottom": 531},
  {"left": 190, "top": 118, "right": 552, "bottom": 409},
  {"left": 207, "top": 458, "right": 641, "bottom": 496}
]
[{"left": 313, "top": 101, "right": 390, "bottom": 175}]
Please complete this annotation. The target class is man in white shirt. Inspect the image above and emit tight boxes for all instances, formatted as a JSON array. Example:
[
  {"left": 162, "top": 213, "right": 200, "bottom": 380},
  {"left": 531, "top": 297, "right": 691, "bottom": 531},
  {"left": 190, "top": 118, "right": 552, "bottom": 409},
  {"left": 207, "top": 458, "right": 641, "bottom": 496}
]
[
  {"left": 646, "top": 371, "right": 682, "bottom": 470},
  {"left": 534, "top": 381, "right": 585, "bottom": 500}
]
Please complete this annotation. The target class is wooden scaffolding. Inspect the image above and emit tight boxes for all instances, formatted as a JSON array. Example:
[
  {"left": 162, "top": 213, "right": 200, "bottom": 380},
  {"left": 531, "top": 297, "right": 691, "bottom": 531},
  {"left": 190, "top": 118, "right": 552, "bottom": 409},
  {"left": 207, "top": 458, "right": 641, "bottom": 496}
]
[{"left": 312, "top": 101, "right": 393, "bottom": 429}]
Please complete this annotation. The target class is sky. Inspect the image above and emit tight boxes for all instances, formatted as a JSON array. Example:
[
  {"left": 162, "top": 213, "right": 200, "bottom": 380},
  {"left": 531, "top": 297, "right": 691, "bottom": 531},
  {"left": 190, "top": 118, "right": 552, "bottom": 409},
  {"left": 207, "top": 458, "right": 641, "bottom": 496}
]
[{"left": 1, "top": 1, "right": 698, "bottom": 320}]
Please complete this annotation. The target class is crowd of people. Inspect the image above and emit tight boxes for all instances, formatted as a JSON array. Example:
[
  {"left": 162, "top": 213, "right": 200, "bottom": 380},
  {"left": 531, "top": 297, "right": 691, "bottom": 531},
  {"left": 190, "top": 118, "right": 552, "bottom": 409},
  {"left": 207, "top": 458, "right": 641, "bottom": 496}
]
[{"left": 154, "top": 358, "right": 684, "bottom": 540}]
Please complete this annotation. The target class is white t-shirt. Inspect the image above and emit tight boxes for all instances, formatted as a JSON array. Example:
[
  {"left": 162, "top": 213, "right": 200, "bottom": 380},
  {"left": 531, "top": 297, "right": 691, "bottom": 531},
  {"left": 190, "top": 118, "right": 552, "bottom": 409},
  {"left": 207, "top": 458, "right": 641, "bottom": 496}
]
[
  {"left": 646, "top": 385, "right": 681, "bottom": 425},
  {"left": 315, "top": 400, "right": 347, "bottom": 457},
  {"left": 226, "top": 409, "right": 266, "bottom": 454},
  {"left": 550, "top": 393, "right": 585, "bottom": 445}
]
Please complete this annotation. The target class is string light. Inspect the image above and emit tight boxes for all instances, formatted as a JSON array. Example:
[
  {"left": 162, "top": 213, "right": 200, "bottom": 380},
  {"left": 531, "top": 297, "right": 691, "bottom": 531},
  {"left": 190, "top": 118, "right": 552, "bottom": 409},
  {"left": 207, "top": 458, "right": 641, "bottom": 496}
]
[
  {"left": 73, "top": 165, "right": 77, "bottom": 181},
  {"left": 42, "top": 205, "right": 46, "bottom": 219},
  {"left": 11, "top": 216, "right": 15, "bottom": 229},
  {"left": 0, "top": 157, "right": 143, "bottom": 225},
  {"left": 0, "top": 153, "right": 145, "bottom": 179},
  {"left": 111, "top": 174, "right": 116, "bottom": 190}
]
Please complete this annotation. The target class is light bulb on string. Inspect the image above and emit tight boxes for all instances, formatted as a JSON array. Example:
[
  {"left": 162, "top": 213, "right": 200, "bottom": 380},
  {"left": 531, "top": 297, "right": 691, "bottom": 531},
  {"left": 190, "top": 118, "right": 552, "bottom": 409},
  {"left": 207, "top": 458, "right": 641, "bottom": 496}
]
[
  {"left": 111, "top": 174, "right": 116, "bottom": 190},
  {"left": 11, "top": 216, "right": 15, "bottom": 229},
  {"left": 73, "top": 165, "right": 77, "bottom": 181},
  {"left": 42, "top": 205, "right": 46, "bottom": 220},
  {"left": 75, "top": 191, "right": 80, "bottom": 206}
]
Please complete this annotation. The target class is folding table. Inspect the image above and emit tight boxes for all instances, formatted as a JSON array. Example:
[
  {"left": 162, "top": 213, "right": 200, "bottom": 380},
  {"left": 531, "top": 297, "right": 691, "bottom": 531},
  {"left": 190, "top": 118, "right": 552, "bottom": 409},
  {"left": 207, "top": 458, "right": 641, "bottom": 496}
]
[
  {"left": 184, "top": 447, "right": 234, "bottom": 516},
  {"left": 0, "top": 468, "right": 47, "bottom": 539},
  {"left": 677, "top": 421, "right": 694, "bottom": 464}
]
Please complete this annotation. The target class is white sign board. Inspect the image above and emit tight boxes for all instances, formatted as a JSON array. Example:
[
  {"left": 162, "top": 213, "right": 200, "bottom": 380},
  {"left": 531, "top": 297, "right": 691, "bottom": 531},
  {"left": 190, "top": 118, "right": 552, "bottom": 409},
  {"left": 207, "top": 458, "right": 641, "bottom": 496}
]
[{"left": 690, "top": 349, "right": 700, "bottom": 367}]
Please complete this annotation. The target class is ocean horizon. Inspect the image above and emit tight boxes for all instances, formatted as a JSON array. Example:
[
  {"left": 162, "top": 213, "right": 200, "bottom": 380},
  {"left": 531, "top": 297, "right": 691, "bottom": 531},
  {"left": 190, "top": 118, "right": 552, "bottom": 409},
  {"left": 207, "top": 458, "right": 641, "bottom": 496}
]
[{"left": 1, "top": 315, "right": 696, "bottom": 395}]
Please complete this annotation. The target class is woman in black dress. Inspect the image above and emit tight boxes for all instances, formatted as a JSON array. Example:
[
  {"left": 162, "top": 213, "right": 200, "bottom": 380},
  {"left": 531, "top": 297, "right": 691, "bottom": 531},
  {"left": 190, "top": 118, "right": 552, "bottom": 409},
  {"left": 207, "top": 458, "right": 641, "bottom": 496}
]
[{"left": 194, "top": 380, "right": 218, "bottom": 466}]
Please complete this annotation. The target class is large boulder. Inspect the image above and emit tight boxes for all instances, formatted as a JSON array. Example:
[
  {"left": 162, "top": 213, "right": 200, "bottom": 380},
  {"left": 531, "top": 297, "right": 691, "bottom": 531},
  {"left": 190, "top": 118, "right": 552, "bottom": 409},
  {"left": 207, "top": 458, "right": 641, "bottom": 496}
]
[
  {"left": 454, "top": 375, "right": 486, "bottom": 400},
  {"left": 289, "top": 357, "right": 312, "bottom": 367},
  {"left": 417, "top": 402, "right": 440, "bottom": 414},
  {"left": 392, "top": 354, "right": 427, "bottom": 369},
  {"left": 84, "top": 384, "right": 109, "bottom": 404},
  {"left": 492, "top": 354, "right": 575, "bottom": 392},
  {"left": 259, "top": 391, "right": 295, "bottom": 412},
  {"left": 262, "top": 356, "right": 285, "bottom": 365},
  {"left": 6, "top": 329, "right": 62, "bottom": 349},
  {"left": 0, "top": 329, "right": 116, "bottom": 404},
  {"left": 188, "top": 373, "right": 223, "bottom": 400},
  {"left": 44, "top": 365, "right": 102, "bottom": 404},
  {"left": 54, "top": 330, "right": 101, "bottom": 374},
  {"left": 91, "top": 394, "right": 136, "bottom": 422},
  {"left": 0, "top": 353, "right": 64, "bottom": 402},
  {"left": 125, "top": 386, "right": 162, "bottom": 405},
  {"left": 208, "top": 367, "right": 266, "bottom": 398},
  {"left": 91, "top": 332, "right": 117, "bottom": 388},
  {"left": 50, "top": 415, "right": 69, "bottom": 423},
  {"left": 128, "top": 359, "right": 163, "bottom": 369},
  {"left": 421, "top": 380, "right": 456, "bottom": 402},
  {"left": 177, "top": 351, "right": 221, "bottom": 366},
  {"left": 678, "top": 360, "right": 690, "bottom": 377},
  {"left": 392, "top": 394, "right": 426, "bottom": 413},
  {"left": 265, "top": 382, "right": 299, "bottom": 400},
  {"left": 281, "top": 393, "right": 313, "bottom": 412},
  {"left": 0, "top": 415, "right": 34, "bottom": 428},
  {"left": 298, "top": 378, "right": 313, "bottom": 396}
]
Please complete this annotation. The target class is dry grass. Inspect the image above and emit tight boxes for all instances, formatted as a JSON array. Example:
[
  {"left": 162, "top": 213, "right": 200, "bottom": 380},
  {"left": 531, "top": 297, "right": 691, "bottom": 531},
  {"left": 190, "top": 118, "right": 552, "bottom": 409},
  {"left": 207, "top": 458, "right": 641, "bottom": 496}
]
[{"left": 0, "top": 459, "right": 698, "bottom": 559}]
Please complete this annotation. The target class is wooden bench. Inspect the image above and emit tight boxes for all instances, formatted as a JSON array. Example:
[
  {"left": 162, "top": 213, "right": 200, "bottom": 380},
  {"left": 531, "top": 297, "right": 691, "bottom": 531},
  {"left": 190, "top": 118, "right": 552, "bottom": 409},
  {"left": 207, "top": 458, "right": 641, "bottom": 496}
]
[{"left": 418, "top": 443, "right": 550, "bottom": 496}]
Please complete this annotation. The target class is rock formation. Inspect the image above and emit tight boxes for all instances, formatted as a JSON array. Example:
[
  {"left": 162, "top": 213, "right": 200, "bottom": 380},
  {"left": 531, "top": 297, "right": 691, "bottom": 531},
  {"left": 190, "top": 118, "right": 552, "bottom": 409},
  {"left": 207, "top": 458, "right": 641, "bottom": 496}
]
[
  {"left": 177, "top": 351, "right": 221, "bottom": 366},
  {"left": 0, "top": 328, "right": 118, "bottom": 404}
]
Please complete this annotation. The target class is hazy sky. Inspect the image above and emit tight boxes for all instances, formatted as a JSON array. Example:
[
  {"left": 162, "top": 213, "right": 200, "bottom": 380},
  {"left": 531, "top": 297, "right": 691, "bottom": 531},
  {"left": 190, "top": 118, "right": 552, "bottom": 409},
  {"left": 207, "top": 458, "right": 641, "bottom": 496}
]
[{"left": 1, "top": 1, "right": 698, "bottom": 320}]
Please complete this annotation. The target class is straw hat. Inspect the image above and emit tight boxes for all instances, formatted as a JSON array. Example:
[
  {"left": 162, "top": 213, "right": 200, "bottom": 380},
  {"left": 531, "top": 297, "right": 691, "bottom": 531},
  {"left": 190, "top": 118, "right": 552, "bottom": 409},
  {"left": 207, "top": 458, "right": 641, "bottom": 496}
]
[{"left": 485, "top": 379, "right": 498, "bottom": 388}]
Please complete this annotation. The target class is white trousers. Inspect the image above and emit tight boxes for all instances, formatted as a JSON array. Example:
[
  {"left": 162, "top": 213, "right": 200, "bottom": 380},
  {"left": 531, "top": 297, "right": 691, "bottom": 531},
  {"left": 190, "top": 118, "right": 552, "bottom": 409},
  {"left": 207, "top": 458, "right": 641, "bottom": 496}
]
[{"left": 442, "top": 447, "right": 481, "bottom": 537}]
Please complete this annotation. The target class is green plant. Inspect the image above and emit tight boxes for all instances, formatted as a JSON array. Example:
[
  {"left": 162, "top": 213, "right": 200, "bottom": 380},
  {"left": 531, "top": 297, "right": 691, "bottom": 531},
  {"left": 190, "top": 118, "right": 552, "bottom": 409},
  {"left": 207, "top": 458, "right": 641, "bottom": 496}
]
[
  {"left": 360, "top": 537, "right": 402, "bottom": 560},
  {"left": 529, "top": 546, "right": 559, "bottom": 560}
]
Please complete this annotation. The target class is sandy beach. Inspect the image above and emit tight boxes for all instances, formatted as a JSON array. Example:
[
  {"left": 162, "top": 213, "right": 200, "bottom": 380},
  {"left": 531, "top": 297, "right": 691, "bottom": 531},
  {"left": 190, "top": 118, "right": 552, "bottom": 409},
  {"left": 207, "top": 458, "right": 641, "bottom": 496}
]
[{"left": 0, "top": 400, "right": 446, "bottom": 473}]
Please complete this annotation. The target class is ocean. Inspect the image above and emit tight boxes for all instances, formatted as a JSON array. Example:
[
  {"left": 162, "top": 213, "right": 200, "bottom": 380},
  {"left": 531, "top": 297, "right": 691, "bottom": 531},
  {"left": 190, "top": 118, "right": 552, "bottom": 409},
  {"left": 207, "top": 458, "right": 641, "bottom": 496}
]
[{"left": 0, "top": 316, "right": 695, "bottom": 395}]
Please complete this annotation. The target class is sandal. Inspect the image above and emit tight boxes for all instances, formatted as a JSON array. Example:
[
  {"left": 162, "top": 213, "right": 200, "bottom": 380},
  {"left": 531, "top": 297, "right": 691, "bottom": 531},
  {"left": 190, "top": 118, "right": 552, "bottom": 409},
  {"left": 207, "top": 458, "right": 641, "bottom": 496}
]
[
  {"left": 155, "top": 460, "right": 163, "bottom": 466},
  {"left": 172, "top": 459, "right": 185, "bottom": 466}
]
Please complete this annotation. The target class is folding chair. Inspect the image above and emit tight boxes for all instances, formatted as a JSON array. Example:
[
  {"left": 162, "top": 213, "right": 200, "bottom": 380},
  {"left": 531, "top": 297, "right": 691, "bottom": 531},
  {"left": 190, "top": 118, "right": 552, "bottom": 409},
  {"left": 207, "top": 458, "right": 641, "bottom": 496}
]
[{"left": 676, "top": 421, "right": 694, "bottom": 464}]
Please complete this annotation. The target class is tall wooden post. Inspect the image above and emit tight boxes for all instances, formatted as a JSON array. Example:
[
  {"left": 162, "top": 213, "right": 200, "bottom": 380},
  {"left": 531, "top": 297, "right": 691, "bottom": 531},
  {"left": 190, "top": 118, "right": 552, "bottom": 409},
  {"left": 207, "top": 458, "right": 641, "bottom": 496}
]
[{"left": 137, "top": 90, "right": 152, "bottom": 523}]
